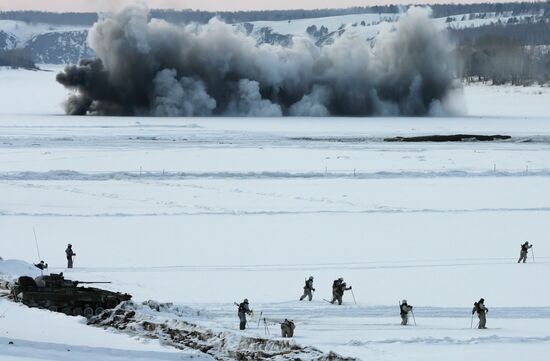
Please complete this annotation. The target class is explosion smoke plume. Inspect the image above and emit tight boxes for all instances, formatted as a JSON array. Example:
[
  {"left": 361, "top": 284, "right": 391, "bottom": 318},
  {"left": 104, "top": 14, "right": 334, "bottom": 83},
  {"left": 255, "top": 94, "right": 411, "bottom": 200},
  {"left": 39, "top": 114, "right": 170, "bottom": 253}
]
[{"left": 57, "top": 6, "right": 459, "bottom": 116}]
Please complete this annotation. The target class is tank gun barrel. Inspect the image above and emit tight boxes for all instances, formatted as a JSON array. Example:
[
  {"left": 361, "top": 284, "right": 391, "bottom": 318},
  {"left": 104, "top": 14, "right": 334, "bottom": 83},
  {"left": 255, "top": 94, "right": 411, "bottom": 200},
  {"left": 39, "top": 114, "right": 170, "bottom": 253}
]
[{"left": 74, "top": 281, "right": 112, "bottom": 285}]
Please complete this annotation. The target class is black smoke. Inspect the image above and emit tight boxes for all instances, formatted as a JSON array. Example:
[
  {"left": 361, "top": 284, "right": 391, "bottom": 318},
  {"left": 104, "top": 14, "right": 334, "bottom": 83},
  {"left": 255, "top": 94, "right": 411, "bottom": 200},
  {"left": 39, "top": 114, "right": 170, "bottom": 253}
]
[{"left": 56, "top": 6, "right": 460, "bottom": 117}]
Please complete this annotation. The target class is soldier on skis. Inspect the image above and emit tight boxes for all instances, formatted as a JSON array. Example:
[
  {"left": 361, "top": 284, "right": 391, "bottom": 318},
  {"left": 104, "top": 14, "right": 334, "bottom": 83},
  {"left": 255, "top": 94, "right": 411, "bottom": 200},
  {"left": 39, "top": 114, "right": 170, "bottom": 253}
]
[
  {"left": 400, "top": 300, "right": 413, "bottom": 325},
  {"left": 280, "top": 319, "right": 295, "bottom": 337},
  {"left": 34, "top": 260, "right": 48, "bottom": 270},
  {"left": 517, "top": 241, "right": 533, "bottom": 263},
  {"left": 65, "top": 244, "right": 76, "bottom": 268},
  {"left": 331, "top": 277, "right": 352, "bottom": 305},
  {"left": 472, "top": 298, "right": 489, "bottom": 329},
  {"left": 237, "top": 298, "right": 253, "bottom": 330},
  {"left": 300, "top": 276, "right": 315, "bottom": 301}
]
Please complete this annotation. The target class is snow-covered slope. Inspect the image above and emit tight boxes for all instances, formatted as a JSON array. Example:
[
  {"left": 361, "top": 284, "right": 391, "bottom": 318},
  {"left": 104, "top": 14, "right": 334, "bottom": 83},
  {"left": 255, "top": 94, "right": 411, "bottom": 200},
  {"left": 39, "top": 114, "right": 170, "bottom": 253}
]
[
  {"left": 1, "top": 10, "right": 547, "bottom": 64},
  {"left": 242, "top": 13, "right": 398, "bottom": 45},
  {"left": 0, "top": 259, "right": 40, "bottom": 279},
  {"left": 0, "top": 299, "right": 210, "bottom": 361},
  {"left": 26, "top": 30, "right": 93, "bottom": 64},
  {"left": 0, "top": 29, "right": 18, "bottom": 50},
  {"left": 244, "top": 10, "right": 547, "bottom": 47},
  {"left": 0, "top": 20, "right": 93, "bottom": 64}
]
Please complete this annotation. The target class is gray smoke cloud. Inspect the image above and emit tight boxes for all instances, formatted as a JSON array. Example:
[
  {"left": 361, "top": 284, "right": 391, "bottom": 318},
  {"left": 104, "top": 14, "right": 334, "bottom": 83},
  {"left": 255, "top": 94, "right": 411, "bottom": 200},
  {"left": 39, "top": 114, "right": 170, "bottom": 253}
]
[{"left": 56, "top": 6, "right": 459, "bottom": 117}]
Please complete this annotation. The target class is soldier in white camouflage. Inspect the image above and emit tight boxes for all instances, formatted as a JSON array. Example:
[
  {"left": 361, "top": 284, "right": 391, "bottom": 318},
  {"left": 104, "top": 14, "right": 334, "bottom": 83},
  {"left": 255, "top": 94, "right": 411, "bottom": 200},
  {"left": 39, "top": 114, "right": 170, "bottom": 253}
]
[
  {"left": 237, "top": 298, "right": 252, "bottom": 330},
  {"left": 517, "top": 241, "right": 533, "bottom": 263},
  {"left": 65, "top": 244, "right": 76, "bottom": 269},
  {"left": 280, "top": 319, "right": 295, "bottom": 337},
  {"left": 330, "top": 278, "right": 352, "bottom": 305},
  {"left": 472, "top": 298, "right": 489, "bottom": 329},
  {"left": 400, "top": 300, "right": 413, "bottom": 325},
  {"left": 299, "top": 276, "right": 315, "bottom": 301}
]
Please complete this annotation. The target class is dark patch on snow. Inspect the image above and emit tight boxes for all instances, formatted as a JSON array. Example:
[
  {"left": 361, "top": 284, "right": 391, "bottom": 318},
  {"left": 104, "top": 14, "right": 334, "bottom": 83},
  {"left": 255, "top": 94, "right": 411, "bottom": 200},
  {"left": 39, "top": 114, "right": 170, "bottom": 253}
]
[
  {"left": 384, "top": 134, "right": 512, "bottom": 142},
  {"left": 89, "top": 301, "right": 356, "bottom": 360}
]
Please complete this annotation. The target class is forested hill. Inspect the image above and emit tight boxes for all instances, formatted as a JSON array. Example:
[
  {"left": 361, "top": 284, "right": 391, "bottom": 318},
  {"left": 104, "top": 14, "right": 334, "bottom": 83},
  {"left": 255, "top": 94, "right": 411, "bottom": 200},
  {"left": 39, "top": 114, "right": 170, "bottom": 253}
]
[
  {"left": 1, "top": 2, "right": 550, "bottom": 25},
  {"left": 2, "top": 2, "right": 550, "bottom": 85}
]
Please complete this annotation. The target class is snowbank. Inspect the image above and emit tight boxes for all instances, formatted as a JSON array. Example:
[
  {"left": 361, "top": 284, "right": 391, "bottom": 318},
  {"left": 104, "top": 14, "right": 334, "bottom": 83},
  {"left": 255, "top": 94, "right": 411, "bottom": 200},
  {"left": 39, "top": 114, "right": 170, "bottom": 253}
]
[
  {"left": 0, "top": 259, "right": 40, "bottom": 279},
  {"left": 0, "top": 299, "right": 211, "bottom": 361}
]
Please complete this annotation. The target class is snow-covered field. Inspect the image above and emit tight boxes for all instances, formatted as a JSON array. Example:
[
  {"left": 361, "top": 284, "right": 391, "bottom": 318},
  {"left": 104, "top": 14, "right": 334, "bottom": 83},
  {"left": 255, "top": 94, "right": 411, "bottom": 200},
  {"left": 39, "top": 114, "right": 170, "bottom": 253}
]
[{"left": 1, "top": 66, "right": 550, "bottom": 360}]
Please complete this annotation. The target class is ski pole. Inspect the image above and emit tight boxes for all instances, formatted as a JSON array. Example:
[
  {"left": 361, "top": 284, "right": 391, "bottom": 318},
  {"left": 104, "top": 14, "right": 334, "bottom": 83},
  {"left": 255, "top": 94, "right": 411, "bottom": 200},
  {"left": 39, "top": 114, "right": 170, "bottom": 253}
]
[
  {"left": 257, "top": 311, "right": 262, "bottom": 329},
  {"left": 33, "top": 227, "right": 43, "bottom": 276},
  {"left": 470, "top": 313, "right": 474, "bottom": 329},
  {"left": 411, "top": 310, "right": 417, "bottom": 326},
  {"left": 532, "top": 248, "right": 535, "bottom": 263},
  {"left": 33, "top": 227, "right": 42, "bottom": 261},
  {"left": 350, "top": 289, "right": 357, "bottom": 305}
]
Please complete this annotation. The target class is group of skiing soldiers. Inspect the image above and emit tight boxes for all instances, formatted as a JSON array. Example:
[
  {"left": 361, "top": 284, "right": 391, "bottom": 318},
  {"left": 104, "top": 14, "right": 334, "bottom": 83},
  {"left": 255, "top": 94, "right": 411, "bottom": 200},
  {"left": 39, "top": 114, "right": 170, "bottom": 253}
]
[
  {"left": 300, "top": 276, "right": 353, "bottom": 305},
  {"left": 28, "top": 242, "right": 533, "bottom": 335},
  {"left": 238, "top": 273, "right": 501, "bottom": 334},
  {"left": 238, "top": 241, "right": 535, "bottom": 334}
]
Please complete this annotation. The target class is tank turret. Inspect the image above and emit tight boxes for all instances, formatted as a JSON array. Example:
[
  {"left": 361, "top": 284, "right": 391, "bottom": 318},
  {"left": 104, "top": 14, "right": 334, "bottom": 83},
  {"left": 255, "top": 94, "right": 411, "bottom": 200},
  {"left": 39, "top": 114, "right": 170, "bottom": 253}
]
[{"left": 10, "top": 273, "right": 131, "bottom": 317}]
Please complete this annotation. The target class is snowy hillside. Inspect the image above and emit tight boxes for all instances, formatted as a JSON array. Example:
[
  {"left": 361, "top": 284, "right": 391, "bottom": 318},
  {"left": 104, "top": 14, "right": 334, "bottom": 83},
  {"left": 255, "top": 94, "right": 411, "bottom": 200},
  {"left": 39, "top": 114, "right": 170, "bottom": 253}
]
[
  {"left": 0, "top": 20, "right": 93, "bottom": 64},
  {"left": 242, "top": 11, "right": 544, "bottom": 47},
  {"left": 1, "top": 9, "right": 547, "bottom": 64}
]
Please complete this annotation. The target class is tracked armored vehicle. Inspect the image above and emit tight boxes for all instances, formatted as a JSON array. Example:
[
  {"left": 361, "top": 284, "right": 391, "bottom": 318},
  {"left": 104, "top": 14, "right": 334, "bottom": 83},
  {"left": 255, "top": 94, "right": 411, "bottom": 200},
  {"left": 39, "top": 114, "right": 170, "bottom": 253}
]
[{"left": 10, "top": 273, "right": 131, "bottom": 317}]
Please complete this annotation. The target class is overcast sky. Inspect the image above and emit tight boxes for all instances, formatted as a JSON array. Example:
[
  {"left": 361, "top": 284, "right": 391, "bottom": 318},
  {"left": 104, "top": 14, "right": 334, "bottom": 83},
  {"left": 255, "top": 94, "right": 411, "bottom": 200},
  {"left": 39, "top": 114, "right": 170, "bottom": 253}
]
[{"left": 0, "top": 0, "right": 528, "bottom": 12}]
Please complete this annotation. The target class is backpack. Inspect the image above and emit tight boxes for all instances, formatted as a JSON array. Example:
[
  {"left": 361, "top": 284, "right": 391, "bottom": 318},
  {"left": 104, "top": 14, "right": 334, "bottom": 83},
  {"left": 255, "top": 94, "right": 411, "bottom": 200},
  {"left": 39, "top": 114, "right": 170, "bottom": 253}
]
[
  {"left": 474, "top": 302, "right": 485, "bottom": 313},
  {"left": 238, "top": 303, "right": 247, "bottom": 313}
]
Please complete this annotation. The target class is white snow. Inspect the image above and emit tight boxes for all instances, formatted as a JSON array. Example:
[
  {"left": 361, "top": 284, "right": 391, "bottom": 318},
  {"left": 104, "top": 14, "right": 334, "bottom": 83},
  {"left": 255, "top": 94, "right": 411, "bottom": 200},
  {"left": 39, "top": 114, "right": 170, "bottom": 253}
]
[
  {"left": 245, "top": 11, "right": 543, "bottom": 44},
  {"left": 0, "top": 259, "right": 40, "bottom": 279},
  {"left": 246, "top": 13, "right": 398, "bottom": 40},
  {"left": 1, "top": 57, "right": 550, "bottom": 360},
  {"left": 464, "top": 83, "right": 550, "bottom": 118},
  {"left": 0, "top": 299, "right": 211, "bottom": 361},
  {"left": 0, "top": 65, "right": 68, "bottom": 115}
]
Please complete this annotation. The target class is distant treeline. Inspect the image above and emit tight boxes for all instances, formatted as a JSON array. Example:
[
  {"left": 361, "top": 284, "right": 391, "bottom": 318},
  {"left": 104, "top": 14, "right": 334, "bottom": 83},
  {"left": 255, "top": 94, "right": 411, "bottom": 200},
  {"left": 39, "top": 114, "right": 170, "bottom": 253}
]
[
  {"left": 1, "top": 2, "right": 550, "bottom": 25},
  {"left": 0, "top": 48, "right": 36, "bottom": 69},
  {"left": 451, "top": 20, "right": 550, "bottom": 46},
  {"left": 429, "top": 1, "right": 550, "bottom": 18},
  {"left": 455, "top": 34, "right": 550, "bottom": 85},
  {"left": 0, "top": 11, "right": 98, "bottom": 25},
  {"left": 449, "top": 19, "right": 550, "bottom": 85}
]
